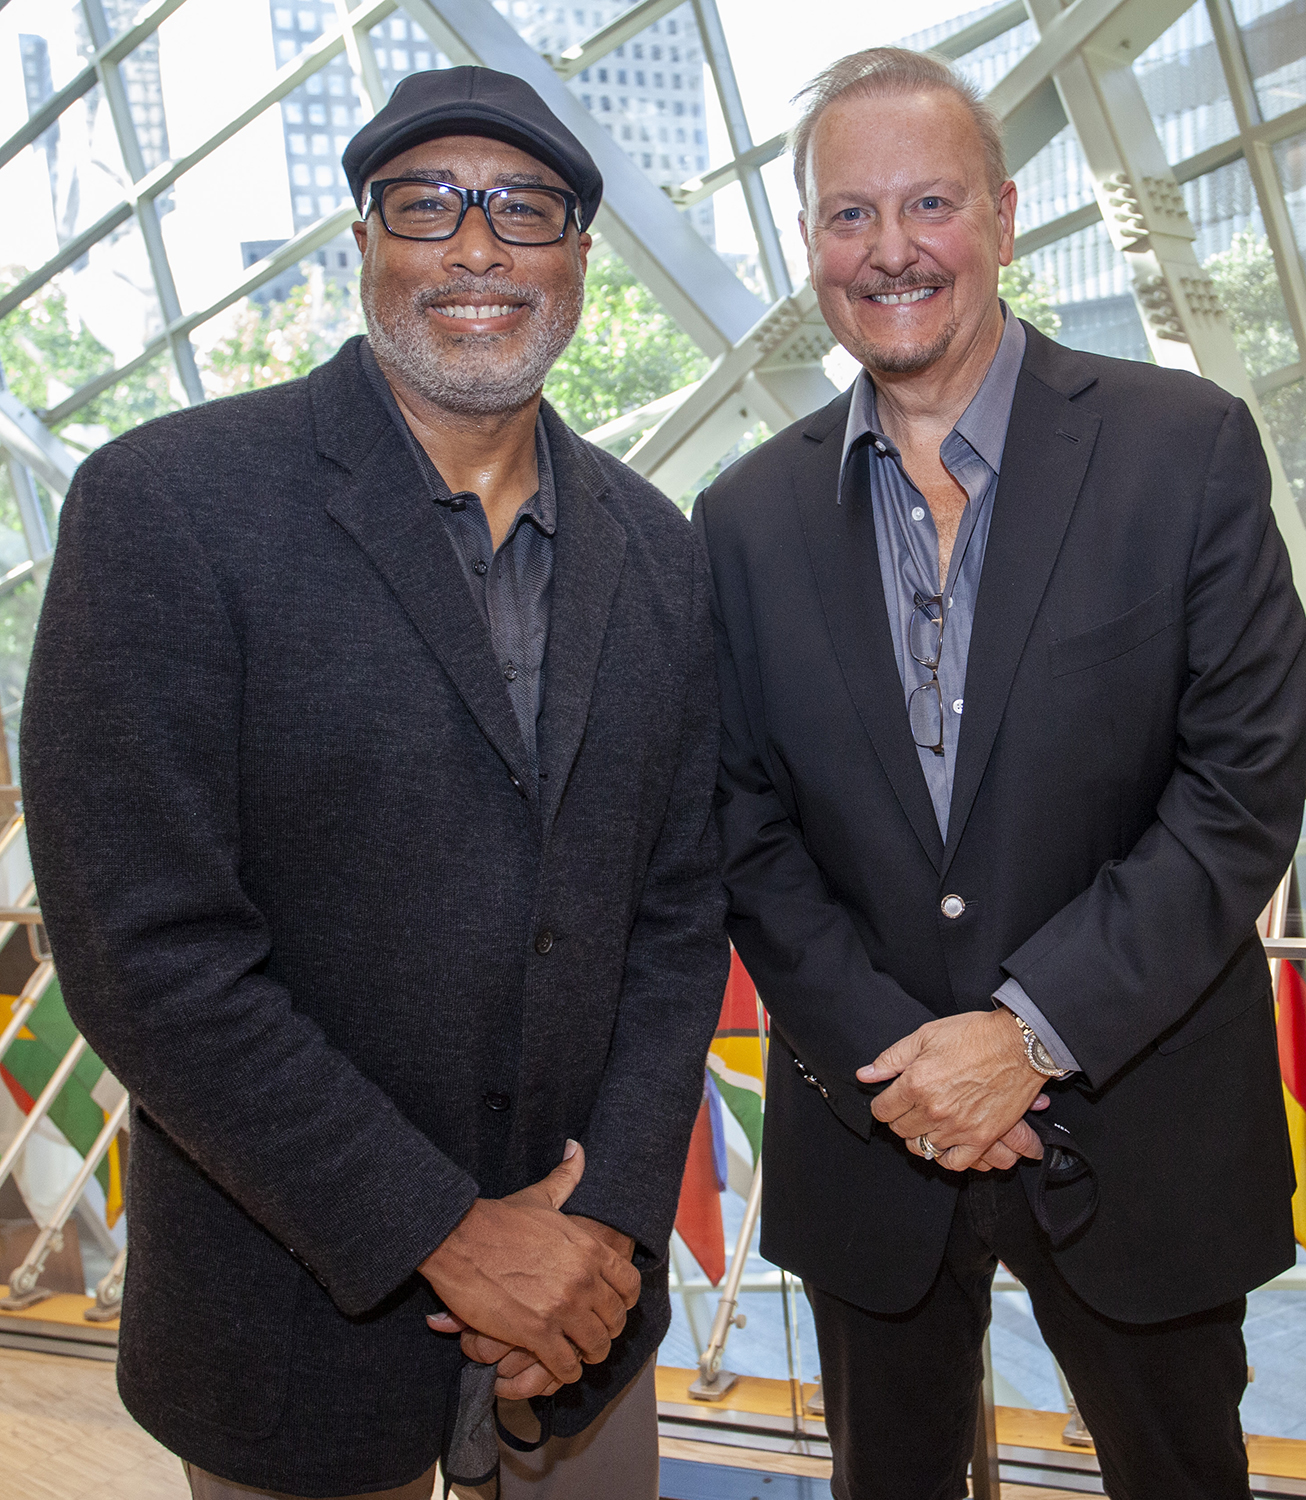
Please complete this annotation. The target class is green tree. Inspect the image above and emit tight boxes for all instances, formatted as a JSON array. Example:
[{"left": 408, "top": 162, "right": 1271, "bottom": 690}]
[
  {"left": 1205, "top": 232, "right": 1305, "bottom": 501},
  {"left": 543, "top": 252, "right": 709, "bottom": 438},
  {"left": 202, "top": 267, "right": 364, "bottom": 396},
  {"left": 999, "top": 259, "right": 1061, "bottom": 338},
  {"left": 0, "top": 269, "right": 179, "bottom": 442}
]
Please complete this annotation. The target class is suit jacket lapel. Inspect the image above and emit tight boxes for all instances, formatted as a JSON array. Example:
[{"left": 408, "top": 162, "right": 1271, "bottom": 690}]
[
  {"left": 941, "top": 332, "right": 1101, "bottom": 875},
  {"left": 795, "top": 393, "right": 946, "bottom": 872},
  {"left": 311, "top": 341, "right": 535, "bottom": 794},
  {"left": 534, "top": 406, "right": 627, "bottom": 832}
]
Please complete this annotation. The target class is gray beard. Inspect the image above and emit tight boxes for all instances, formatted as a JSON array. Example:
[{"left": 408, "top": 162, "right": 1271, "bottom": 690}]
[{"left": 362, "top": 272, "right": 584, "bottom": 417}]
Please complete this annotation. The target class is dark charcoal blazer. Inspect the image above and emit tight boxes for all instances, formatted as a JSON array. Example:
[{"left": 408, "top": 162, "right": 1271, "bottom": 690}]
[
  {"left": 696, "top": 324, "right": 1306, "bottom": 1325},
  {"left": 20, "top": 337, "right": 729, "bottom": 1496}
]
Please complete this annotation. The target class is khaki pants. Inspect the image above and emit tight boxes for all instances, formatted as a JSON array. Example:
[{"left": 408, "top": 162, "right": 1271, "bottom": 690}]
[{"left": 184, "top": 1357, "right": 659, "bottom": 1500}]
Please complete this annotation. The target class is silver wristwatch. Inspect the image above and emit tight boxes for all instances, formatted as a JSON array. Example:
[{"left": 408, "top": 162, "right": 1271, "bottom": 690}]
[{"left": 1009, "top": 1011, "right": 1072, "bottom": 1079}]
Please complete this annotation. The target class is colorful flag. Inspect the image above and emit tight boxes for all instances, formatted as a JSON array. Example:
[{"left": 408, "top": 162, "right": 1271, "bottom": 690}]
[
  {"left": 1277, "top": 958, "right": 1306, "bottom": 1247},
  {"left": 0, "top": 977, "right": 125, "bottom": 1226},
  {"left": 674, "top": 1082, "right": 726, "bottom": 1285},
  {"left": 706, "top": 949, "right": 767, "bottom": 1164}
]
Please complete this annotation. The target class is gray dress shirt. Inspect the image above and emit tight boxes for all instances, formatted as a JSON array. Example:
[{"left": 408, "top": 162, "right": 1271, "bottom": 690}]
[
  {"left": 361, "top": 343, "right": 555, "bottom": 777},
  {"left": 837, "top": 309, "right": 1079, "bottom": 1073}
]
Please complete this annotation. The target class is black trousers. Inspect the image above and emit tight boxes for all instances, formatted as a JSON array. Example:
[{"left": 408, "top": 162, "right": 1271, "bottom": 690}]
[{"left": 808, "top": 1171, "right": 1251, "bottom": 1500}]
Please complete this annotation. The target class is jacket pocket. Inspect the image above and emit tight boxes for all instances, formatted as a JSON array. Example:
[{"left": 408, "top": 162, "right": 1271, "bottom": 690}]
[
  {"left": 117, "top": 1109, "right": 301, "bottom": 1437},
  {"left": 1049, "top": 586, "right": 1176, "bottom": 677}
]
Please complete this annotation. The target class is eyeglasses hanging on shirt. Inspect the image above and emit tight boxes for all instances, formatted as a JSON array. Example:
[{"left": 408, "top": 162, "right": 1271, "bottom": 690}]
[{"left": 908, "top": 591, "right": 946, "bottom": 756}]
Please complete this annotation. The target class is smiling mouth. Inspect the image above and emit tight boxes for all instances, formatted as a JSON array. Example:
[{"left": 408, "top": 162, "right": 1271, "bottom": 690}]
[
  {"left": 431, "top": 302, "right": 525, "bottom": 320},
  {"left": 868, "top": 287, "right": 940, "bottom": 305}
]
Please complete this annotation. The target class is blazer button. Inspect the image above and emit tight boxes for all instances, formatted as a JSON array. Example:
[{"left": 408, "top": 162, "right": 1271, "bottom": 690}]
[
  {"left": 483, "top": 1091, "right": 511, "bottom": 1112},
  {"left": 941, "top": 894, "right": 966, "bottom": 919},
  {"left": 534, "top": 929, "right": 554, "bottom": 954}
]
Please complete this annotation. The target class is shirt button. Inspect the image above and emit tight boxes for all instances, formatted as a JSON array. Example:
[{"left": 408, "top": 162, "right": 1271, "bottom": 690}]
[
  {"left": 534, "top": 929, "right": 554, "bottom": 955},
  {"left": 911, "top": 506, "right": 925, "bottom": 521},
  {"left": 483, "top": 1091, "right": 511, "bottom": 1112},
  {"left": 941, "top": 894, "right": 966, "bottom": 919},
  {"left": 873, "top": 440, "right": 887, "bottom": 454},
  {"left": 503, "top": 662, "right": 517, "bottom": 682},
  {"left": 474, "top": 560, "right": 488, "bottom": 576},
  {"left": 952, "top": 698, "right": 964, "bottom": 714}
]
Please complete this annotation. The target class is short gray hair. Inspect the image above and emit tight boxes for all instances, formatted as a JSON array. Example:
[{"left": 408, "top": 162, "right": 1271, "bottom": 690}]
[{"left": 790, "top": 47, "right": 1008, "bottom": 211}]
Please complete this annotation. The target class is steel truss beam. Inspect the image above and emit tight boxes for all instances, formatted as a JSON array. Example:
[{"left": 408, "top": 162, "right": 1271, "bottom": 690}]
[
  {"left": 1021, "top": 0, "right": 1306, "bottom": 576},
  {"left": 692, "top": 0, "right": 791, "bottom": 301},
  {"left": 547, "top": 0, "right": 683, "bottom": 80}
]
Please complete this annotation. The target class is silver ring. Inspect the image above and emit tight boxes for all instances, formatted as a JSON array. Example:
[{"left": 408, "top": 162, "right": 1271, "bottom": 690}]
[{"left": 917, "top": 1134, "right": 939, "bottom": 1161}]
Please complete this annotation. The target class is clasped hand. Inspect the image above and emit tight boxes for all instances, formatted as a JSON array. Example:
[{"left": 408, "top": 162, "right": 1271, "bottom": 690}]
[
  {"left": 857, "top": 1008, "right": 1050, "bottom": 1172},
  {"left": 419, "top": 1140, "right": 639, "bottom": 1400}
]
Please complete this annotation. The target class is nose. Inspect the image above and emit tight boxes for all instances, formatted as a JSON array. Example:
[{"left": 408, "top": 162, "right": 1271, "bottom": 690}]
[
  {"left": 440, "top": 204, "right": 515, "bottom": 277},
  {"left": 866, "top": 211, "right": 918, "bottom": 280}
]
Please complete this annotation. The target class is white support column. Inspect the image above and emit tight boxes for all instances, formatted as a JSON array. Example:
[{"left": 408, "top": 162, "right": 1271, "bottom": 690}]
[
  {"left": 79, "top": 0, "right": 205, "bottom": 406},
  {"left": 1022, "top": 0, "right": 1306, "bottom": 572},
  {"left": 333, "top": 0, "right": 389, "bottom": 116},
  {"left": 1204, "top": 0, "right": 1306, "bottom": 359},
  {"left": 625, "top": 281, "right": 837, "bottom": 498},
  {"left": 691, "top": 0, "right": 792, "bottom": 302},
  {"left": 402, "top": 0, "right": 768, "bottom": 357}
]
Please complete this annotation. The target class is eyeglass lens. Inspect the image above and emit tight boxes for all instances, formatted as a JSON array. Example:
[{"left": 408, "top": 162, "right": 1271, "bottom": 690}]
[
  {"left": 909, "top": 593, "right": 943, "bottom": 669},
  {"left": 382, "top": 182, "right": 571, "bottom": 243},
  {"left": 909, "top": 678, "right": 944, "bottom": 752}
]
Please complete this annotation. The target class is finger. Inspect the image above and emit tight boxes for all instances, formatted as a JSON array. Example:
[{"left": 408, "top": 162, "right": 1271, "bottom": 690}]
[
  {"left": 529, "top": 1332, "right": 585, "bottom": 1385},
  {"left": 426, "top": 1312, "right": 468, "bottom": 1334},
  {"left": 563, "top": 1311, "right": 613, "bottom": 1366},
  {"left": 980, "top": 1142, "right": 1020, "bottom": 1170},
  {"left": 461, "top": 1330, "right": 516, "bottom": 1364},
  {"left": 600, "top": 1253, "right": 642, "bottom": 1311},
  {"left": 936, "top": 1143, "right": 985, "bottom": 1172},
  {"left": 496, "top": 1364, "right": 562, "bottom": 1400},
  {"left": 1030, "top": 1094, "right": 1050, "bottom": 1111},
  {"left": 533, "top": 1139, "right": 585, "bottom": 1211},
  {"left": 492, "top": 1347, "right": 538, "bottom": 1380},
  {"left": 856, "top": 1027, "right": 927, "bottom": 1084},
  {"left": 1000, "top": 1120, "right": 1045, "bottom": 1160}
]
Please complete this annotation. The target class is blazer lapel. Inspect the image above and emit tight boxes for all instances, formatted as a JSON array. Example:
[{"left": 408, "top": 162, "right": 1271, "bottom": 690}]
[
  {"left": 534, "top": 407, "right": 627, "bottom": 831},
  {"left": 311, "top": 342, "right": 535, "bottom": 794},
  {"left": 941, "top": 333, "right": 1101, "bottom": 874},
  {"left": 795, "top": 394, "right": 946, "bottom": 872}
]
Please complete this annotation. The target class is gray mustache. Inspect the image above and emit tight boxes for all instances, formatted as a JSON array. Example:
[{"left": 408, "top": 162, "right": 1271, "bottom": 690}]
[{"left": 417, "top": 280, "right": 544, "bottom": 310}]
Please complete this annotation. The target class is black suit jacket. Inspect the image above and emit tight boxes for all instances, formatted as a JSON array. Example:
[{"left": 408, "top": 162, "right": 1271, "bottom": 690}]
[
  {"left": 20, "top": 338, "right": 729, "bottom": 1495},
  {"left": 696, "top": 325, "right": 1306, "bottom": 1324}
]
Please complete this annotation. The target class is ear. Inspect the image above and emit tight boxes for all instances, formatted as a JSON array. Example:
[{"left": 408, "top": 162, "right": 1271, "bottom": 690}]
[
  {"left": 577, "top": 229, "right": 593, "bottom": 276},
  {"left": 351, "top": 218, "right": 368, "bottom": 255},
  {"left": 995, "top": 179, "right": 1018, "bottom": 268}
]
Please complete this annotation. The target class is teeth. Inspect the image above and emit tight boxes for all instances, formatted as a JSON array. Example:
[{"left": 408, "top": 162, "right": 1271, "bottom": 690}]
[
  {"left": 870, "top": 288, "right": 937, "bottom": 305},
  {"left": 433, "top": 304, "right": 520, "bottom": 320}
]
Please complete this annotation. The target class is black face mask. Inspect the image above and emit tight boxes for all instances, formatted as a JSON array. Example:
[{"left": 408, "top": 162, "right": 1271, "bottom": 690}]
[{"left": 1019, "top": 1112, "right": 1099, "bottom": 1248}]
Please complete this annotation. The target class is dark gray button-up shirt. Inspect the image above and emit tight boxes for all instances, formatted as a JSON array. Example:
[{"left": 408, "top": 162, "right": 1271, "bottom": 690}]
[
  {"left": 362, "top": 343, "right": 555, "bottom": 777},
  {"left": 837, "top": 310, "right": 1078, "bottom": 1073}
]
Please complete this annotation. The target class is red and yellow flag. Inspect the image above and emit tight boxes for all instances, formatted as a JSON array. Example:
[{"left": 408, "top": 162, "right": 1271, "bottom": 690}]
[{"left": 1277, "top": 959, "right": 1306, "bottom": 1247}]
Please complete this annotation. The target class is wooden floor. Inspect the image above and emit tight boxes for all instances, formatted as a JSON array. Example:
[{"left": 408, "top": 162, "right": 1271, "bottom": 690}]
[
  {"left": 0, "top": 1346, "right": 1086, "bottom": 1499},
  {"left": 0, "top": 1346, "right": 188, "bottom": 1500}
]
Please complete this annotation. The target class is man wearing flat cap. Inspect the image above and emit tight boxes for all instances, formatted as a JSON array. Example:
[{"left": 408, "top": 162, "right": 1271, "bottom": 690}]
[{"left": 21, "top": 67, "right": 727, "bottom": 1500}]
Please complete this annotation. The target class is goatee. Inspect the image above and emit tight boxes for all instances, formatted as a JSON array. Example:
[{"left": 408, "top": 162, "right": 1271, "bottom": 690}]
[{"left": 362, "top": 272, "right": 584, "bottom": 417}]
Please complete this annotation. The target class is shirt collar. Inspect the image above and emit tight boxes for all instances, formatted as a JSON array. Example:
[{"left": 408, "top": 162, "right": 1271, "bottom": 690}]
[
  {"left": 838, "top": 302, "right": 1027, "bottom": 496},
  {"left": 360, "top": 338, "right": 557, "bottom": 538}
]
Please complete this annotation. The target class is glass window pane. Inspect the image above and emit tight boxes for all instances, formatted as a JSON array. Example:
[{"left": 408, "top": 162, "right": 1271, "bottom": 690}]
[
  {"left": 1273, "top": 129, "right": 1306, "bottom": 259},
  {"left": 1024, "top": 220, "right": 1153, "bottom": 361},
  {"left": 1231, "top": 0, "right": 1306, "bottom": 121},
  {"left": 1014, "top": 123, "right": 1097, "bottom": 235},
  {"left": 947, "top": 18, "right": 1040, "bottom": 99},
  {"left": 1183, "top": 157, "right": 1299, "bottom": 374},
  {"left": 1133, "top": 1, "right": 1239, "bottom": 165}
]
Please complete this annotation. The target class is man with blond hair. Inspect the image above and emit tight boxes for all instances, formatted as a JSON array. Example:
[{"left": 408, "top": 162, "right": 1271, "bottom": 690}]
[{"left": 697, "top": 46, "right": 1306, "bottom": 1500}]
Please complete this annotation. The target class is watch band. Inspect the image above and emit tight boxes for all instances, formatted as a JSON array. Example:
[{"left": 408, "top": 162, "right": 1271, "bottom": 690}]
[{"left": 1009, "top": 1011, "right": 1072, "bottom": 1079}]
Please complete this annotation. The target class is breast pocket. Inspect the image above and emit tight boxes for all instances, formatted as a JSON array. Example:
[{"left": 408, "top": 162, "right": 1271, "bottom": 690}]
[{"left": 1049, "top": 586, "right": 1177, "bottom": 677}]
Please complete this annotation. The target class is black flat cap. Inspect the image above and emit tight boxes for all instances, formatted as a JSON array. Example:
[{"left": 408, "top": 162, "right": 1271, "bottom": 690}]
[{"left": 342, "top": 66, "right": 603, "bottom": 229}]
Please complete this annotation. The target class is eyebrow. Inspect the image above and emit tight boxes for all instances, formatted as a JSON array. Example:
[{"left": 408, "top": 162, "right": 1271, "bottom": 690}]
[{"left": 818, "top": 178, "right": 969, "bottom": 209}]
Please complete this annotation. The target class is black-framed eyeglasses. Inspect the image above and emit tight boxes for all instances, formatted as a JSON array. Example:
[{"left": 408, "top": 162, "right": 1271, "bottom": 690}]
[
  {"left": 367, "top": 178, "right": 583, "bottom": 245},
  {"left": 907, "top": 591, "right": 946, "bottom": 756}
]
